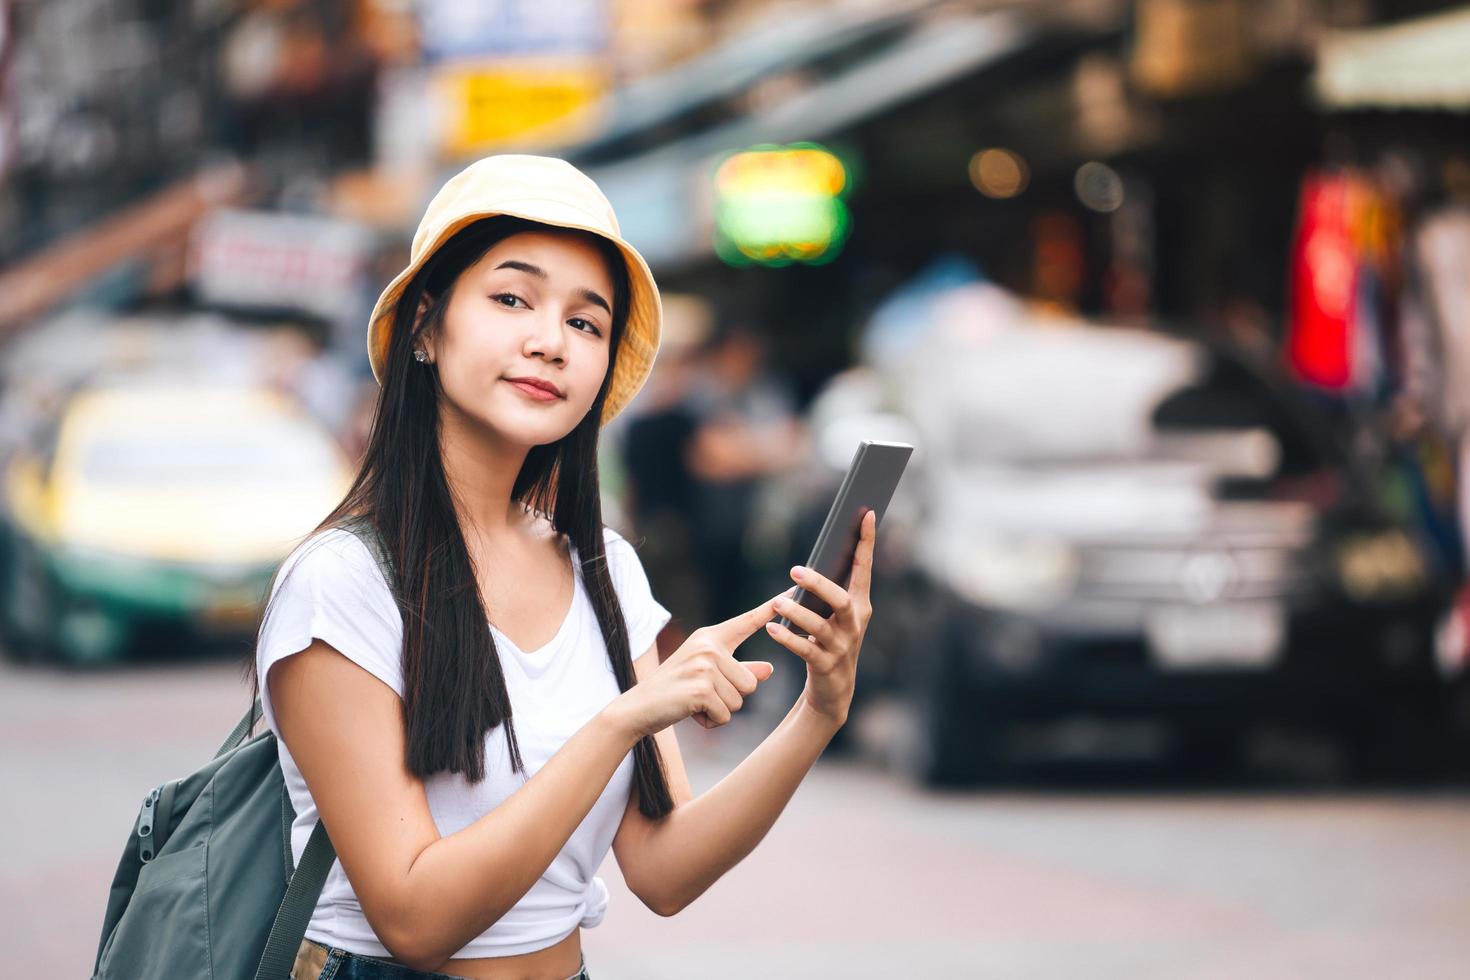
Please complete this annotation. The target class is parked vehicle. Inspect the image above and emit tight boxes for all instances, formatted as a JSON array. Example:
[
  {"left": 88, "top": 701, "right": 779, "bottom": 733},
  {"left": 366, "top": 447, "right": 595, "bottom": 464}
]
[
  {"left": 0, "top": 381, "right": 353, "bottom": 663},
  {"left": 789, "top": 287, "right": 1452, "bottom": 784}
]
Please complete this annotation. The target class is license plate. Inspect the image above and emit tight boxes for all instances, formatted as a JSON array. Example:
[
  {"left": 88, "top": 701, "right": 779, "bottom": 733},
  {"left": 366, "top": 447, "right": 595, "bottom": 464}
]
[{"left": 1145, "top": 602, "right": 1284, "bottom": 671}]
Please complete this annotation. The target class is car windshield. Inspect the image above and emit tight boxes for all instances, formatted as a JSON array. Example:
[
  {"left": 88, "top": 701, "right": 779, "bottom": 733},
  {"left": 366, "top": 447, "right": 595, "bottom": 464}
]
[{"left": 79, "top": 421, "right": 340, "bottom": 484}]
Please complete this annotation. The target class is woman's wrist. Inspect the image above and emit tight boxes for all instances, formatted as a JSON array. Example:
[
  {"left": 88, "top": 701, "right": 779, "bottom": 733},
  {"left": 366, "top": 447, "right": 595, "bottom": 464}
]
[
  {"left": 596, "top": 697, "right": 647, "bottom": 751},
  {"left": 794, "top": 692, "right": 847, "bottom": 738}
]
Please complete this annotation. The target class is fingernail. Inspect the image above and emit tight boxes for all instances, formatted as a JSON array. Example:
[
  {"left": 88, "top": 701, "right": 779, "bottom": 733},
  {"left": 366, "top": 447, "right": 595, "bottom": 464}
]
[
  {"left": 765, "top": 622, "right": 780, "bottom": 633},
  {"left": 791, "top": 566, "right": 806, "bottom": 579}
]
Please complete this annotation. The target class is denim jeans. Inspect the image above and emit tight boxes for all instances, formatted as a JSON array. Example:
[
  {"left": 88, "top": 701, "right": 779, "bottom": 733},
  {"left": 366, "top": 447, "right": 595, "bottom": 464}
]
[{"left": 291, "top": 939, "right": 590, "bottom": 980}]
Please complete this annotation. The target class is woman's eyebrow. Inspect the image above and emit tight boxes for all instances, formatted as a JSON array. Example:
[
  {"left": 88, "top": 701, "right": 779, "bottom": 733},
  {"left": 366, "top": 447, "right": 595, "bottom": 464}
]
[
  {"left": 495, "top": 259, "right": 547, "bottom": 279},
  {"left": 577, "top": 288, "right": 612, "bottom": 315},
  {"left": 494, "top": 259, "right": 610, "bottom": 314}
]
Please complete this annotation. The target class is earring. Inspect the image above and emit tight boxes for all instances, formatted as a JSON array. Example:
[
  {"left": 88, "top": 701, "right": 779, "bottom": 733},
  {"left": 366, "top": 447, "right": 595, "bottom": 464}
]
[{"left": 413, "top": 349, "right": 428, "bottom": 363}]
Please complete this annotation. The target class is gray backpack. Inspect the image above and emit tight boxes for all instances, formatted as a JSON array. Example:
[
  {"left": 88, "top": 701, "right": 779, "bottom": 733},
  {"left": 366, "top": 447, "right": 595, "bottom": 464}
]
[{"left": 92, "top": 517, "right": 392, "bottom": 979}]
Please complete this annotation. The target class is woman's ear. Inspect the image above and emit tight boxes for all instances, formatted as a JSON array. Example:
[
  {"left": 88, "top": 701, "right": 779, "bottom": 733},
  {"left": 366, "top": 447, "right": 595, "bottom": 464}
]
[{"left": 412, "top": 292, "right": 437, "bottom": 364}]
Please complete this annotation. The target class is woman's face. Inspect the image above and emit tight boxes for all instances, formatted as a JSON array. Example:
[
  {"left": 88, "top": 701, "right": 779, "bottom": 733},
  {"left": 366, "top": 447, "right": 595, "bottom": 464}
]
[{"left": 421, "top": 228, "right": 616, "bottom": 446}]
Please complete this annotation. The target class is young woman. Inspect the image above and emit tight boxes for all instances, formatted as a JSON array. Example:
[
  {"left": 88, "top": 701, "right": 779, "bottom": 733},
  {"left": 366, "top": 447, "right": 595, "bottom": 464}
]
[{"left": 252, "top": 155, "right": 876, "bottom": 980}]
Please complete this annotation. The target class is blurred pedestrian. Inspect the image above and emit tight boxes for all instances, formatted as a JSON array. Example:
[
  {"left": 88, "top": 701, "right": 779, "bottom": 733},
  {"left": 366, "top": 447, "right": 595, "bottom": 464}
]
[
  {"left": 1401, "top": 203, "right": 1470, "bottom": 675},
  {"left": 617, "top": 294, "right": 713, "bottom": 653},
  {"left": 684, "top": 321, "right": 808, "bottom": 624},
  {"left": 257, "top": 322, "right": 360, "bottom": 441}
]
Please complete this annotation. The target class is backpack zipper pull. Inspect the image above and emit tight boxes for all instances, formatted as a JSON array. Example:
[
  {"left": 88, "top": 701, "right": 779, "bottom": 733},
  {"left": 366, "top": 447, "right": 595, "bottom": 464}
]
[{"left": 137, "top": 786, "right": 160, "bottom": 863}]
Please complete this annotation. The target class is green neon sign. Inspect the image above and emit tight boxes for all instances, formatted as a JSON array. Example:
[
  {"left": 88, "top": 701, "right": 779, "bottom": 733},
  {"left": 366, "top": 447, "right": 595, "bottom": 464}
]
[{"left": 712, "top": 142, "right": 853, "bottom": 267}]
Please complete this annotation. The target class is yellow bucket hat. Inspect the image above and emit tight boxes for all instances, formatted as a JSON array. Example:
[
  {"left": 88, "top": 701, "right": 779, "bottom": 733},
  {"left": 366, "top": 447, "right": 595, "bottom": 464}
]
[{"left": 367, "top": 154, "right": 662, "bottom": 426}]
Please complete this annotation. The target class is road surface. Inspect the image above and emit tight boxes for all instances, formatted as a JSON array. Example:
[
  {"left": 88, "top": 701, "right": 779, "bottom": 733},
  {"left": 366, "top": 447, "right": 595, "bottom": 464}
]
[{"left": 4, "top": 656, "right": 1468, "bottom": 979}]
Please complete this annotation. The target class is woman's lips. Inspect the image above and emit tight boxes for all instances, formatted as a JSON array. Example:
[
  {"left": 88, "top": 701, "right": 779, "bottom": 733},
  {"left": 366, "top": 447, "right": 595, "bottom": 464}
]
[{"left": 505, "top": 379, "right": 563, "bottom": 402}]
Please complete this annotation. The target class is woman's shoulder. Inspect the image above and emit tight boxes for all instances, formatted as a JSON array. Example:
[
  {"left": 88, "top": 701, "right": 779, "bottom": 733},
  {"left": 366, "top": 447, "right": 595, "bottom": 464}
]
[
  {"left": 518, "top": 512, "right": 647, "bottom": 584},
  {"left": 598, "top": 524, "right": 643, "bottom": 565},
  {"left": 596, "top": 525, "right": 661, "bottom": 593},
  {"left": 271, "top": 524, "right": 395, "bottom": 604},
  {"left": 285, "top": 524, "right": 383, "bottom": 571},
  {"left": 258, "top": 523, "right": 405, "bottom": 727},
  {"left": 597, "top": 524, "right": 671, "bottom": 652}
]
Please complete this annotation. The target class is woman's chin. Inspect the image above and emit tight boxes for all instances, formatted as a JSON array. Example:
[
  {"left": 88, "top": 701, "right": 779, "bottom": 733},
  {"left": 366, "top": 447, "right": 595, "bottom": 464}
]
[{"left": 491, "top": 406, "right": 583, "bottom": 445}]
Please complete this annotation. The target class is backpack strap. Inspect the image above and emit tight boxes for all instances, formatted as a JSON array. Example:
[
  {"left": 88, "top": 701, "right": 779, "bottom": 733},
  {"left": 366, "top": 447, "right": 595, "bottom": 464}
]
[
  {"left": 211, "top": 698, "right": 337, "bottom": 977},
  {"left": 217, "top": 700, "right": 261, "bottom": 759},
  {"left": 253, "top": 820, "right": 336, "bottom": 980},
  {"left": 251, "top": 516, "right": 388, "bottom": 976},
  {"left": 206, "top": 699, "right": 337, "bottom": 978}
]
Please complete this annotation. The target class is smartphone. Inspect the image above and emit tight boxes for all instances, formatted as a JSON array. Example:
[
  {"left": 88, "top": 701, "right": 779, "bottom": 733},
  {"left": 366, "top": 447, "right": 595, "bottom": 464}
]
[{"left": 776, "top": 439, "right": 914, "bottom": 633}]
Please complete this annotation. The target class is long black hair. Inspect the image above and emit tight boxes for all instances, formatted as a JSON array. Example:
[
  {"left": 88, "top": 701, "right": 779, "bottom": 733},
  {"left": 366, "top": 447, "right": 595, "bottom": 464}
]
[{"left": 247, "top": 215, "right": 674, "bottom": 820}]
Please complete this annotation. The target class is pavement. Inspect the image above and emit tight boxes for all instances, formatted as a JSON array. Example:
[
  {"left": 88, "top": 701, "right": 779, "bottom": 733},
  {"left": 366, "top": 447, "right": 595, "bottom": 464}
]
[{"left": 5, "top": 654, "right": 1469, "bottom": 979}]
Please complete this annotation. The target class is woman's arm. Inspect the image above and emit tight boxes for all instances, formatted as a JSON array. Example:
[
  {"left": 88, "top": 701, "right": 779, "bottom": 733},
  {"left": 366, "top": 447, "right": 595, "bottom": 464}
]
[
  {"left": 611, "top": 649, "right": 841, "bottom": 916},
  {"left": 613, "top": 510, "right": 876, "bottom": 915},
  {"left": 270, "top": 638, "right": 641, "bottom": 973}
]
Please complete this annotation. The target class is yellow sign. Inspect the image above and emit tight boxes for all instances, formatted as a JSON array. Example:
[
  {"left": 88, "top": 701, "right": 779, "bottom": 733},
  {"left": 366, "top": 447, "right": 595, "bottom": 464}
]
[{"left": 436, "top": 60, "right": 606, "bottom": 156}]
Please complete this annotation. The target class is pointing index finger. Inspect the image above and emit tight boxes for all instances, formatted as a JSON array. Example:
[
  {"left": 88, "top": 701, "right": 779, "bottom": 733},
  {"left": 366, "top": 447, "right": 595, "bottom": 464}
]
[{"left": 709, "top": 593, "right": 781, "bottom": 647}]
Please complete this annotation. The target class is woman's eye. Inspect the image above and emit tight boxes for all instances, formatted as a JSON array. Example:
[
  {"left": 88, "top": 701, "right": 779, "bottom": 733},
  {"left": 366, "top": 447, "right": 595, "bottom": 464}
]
[
  {"left": 492, "top": 293, "right": 527, "bottom": 309},
  {"left": 570, "top": 317, "right": 603, "bottom": 337}
]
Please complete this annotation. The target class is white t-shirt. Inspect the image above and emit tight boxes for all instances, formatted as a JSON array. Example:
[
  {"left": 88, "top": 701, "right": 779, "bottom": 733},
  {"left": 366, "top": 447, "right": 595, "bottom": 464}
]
[{"left": 255, "top": 523, "right": 671, "bottom": 959}]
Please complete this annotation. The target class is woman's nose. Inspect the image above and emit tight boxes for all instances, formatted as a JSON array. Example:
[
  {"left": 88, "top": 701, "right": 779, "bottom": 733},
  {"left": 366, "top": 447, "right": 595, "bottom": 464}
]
[{"left": 523, "top": 311, "right": 568, "bottom": 363}]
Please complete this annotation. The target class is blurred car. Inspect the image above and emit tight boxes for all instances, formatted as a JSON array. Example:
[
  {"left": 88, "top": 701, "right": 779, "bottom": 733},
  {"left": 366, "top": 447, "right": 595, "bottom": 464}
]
[
  {"left": 793, "top": 292, "right": 1452, "bottom": 784},
  {"left": 0, "top": 382, "right": 353, "bottom": 663},
  {"left": 920, "top": 328, "right": 1451, "bottom": 783}
]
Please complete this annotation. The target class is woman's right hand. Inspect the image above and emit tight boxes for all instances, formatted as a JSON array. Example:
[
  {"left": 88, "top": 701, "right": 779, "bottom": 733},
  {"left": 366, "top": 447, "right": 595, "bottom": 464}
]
[{"left": 610, "top": 593, "right": 787, "bottom": 738}]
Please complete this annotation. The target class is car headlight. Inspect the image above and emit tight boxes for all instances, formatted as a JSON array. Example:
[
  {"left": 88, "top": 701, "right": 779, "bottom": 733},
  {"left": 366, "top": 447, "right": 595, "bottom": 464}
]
[
  {"left": 950, "top": 537, "right": 1080, "bottom": 612},
  {"left": 1335, "top": 531, "right": 1425, "bottom": 602}
]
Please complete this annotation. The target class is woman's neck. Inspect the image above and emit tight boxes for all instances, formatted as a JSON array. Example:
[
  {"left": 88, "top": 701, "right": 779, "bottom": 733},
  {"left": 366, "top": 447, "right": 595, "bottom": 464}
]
[{"left": 437, "top": 408, "right": 533, "bottom": 547}]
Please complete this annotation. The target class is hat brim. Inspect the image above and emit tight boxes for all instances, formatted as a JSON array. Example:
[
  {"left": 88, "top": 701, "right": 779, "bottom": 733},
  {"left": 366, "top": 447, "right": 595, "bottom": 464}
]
[{"left": 367, "top": 204, "right": 661, "bottom": 427}]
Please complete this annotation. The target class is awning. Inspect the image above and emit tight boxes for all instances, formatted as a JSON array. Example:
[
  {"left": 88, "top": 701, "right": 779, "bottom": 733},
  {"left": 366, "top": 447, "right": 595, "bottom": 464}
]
[
  {"left": 1314, "top": 5, "right": 1470, "bottom": 111},
  {"left": 584, "top": 9, "right": 1036, "bottom": 270},
  {"left": 574, "top": 3, "right": 922, "bottom": 160}
]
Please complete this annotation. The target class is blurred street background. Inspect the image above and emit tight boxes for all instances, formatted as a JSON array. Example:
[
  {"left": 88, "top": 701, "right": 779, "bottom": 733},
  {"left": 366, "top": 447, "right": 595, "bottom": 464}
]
[{"left": 2, "top": 0, "right": 1470, "bottom": 976}]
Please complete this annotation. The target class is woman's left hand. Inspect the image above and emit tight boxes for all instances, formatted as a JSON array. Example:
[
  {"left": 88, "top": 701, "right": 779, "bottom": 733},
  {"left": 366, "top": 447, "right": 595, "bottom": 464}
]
[{"left": 764, "top": 509, "right": 876, "bottom": 728}]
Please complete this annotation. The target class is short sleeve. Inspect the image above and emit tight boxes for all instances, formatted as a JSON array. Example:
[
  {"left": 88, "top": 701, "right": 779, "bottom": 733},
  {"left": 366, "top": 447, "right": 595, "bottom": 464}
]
[
  {"left": 256, "top": 527, "right": 404, "bottom": 735},
  {"left": 603, "top": 527, "right": 672, "bottom": 661}
]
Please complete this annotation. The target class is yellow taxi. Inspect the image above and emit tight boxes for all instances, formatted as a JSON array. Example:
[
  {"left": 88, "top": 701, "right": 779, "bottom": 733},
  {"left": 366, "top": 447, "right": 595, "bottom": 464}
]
[{"left": 0, "top": 382, "right": 354, "bottom": 663}]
